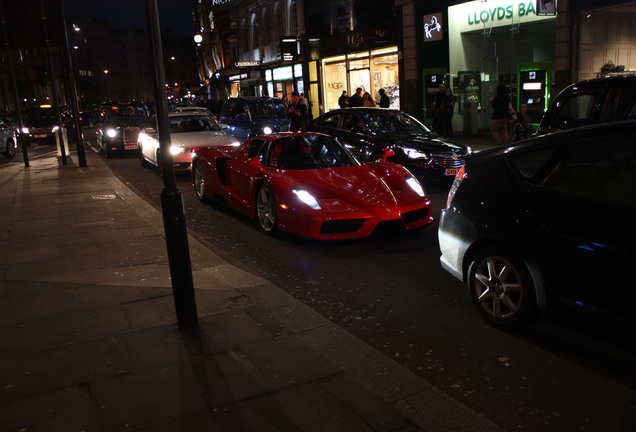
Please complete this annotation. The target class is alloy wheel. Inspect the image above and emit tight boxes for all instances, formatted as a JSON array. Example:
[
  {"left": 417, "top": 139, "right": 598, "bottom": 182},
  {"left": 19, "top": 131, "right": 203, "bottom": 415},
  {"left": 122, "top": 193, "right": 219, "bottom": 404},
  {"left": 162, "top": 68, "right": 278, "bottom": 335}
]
[{"left": 256, "top": 184, "right": 277, "bottom": 233}]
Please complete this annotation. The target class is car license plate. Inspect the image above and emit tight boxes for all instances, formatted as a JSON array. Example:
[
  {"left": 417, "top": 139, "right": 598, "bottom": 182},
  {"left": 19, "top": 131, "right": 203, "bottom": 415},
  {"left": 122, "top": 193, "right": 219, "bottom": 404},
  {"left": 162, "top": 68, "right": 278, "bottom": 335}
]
[
  {"left": 124, "top": 144, "right": 137, "bottom": 150},
  {"left": 445, "top": 168, "right": 460, "bottom": 176},
  {"left": 34, "top": 134, "right": 47, "bottom": 138}
]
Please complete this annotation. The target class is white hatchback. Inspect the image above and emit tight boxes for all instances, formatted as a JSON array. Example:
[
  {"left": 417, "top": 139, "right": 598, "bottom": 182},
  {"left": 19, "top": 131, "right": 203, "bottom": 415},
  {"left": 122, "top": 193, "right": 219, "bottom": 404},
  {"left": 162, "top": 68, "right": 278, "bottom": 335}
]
[{"left": 137, "top": 113, "right": 239, "bottom": 171}]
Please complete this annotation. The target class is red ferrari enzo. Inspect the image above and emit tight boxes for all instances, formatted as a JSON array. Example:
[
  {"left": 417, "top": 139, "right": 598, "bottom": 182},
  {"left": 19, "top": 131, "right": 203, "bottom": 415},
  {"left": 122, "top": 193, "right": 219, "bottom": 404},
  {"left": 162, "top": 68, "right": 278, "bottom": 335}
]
[{"left": 191, "top": 132, "right": 433, "bottom": 240}]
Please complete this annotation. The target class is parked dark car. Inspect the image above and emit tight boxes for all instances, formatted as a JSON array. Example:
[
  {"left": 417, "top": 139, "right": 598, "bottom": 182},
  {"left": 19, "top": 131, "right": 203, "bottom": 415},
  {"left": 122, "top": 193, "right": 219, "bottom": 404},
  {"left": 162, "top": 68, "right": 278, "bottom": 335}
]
[
  {"left": 304, "top": 108, "right": 470, "bottom": 180},
  {"left": 217, "top": 97, "right": 290, "bottom": 143},
  {"left": 536, "top": 75, "right": 636, "bottom": 135},
  {"left": 439, "top": 120, "right": 636, "bottom": 329},
  {"left": 21, "top": 106, "right": 62, "bottom": 145},
  {"left": 97, "top": 101, "right": 150, "bottom": 157}
]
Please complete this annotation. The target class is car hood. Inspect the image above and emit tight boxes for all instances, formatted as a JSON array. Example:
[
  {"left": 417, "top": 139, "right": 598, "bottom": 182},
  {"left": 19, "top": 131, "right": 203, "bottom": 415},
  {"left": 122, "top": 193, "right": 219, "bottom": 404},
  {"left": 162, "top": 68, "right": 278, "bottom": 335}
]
[
  {"left": 279, "top": 164, "right": 419, "bottom": 215},
  {"left": 171, "top": 131, "right": 239, "bottom": 148},
  {"left": 383, "top": 131, "right": 467, "bottom": 152}
]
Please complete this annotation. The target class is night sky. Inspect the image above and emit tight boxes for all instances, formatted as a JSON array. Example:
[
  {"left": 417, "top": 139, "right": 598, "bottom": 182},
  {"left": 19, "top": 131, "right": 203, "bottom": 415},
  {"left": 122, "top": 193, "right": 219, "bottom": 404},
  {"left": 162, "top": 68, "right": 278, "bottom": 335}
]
[{"left": 64, "top": 0, "right": 194, "bottom": 34}]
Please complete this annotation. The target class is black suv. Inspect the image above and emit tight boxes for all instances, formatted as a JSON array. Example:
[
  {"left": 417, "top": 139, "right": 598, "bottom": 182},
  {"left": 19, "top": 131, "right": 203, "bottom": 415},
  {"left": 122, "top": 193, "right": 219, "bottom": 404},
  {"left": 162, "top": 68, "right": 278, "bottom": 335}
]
[
  {"left": 536, "top": 75, "right": 636, "bottom": 135},
  {"left": 97, "top": 101, "right": 150, "bottom": 157}
]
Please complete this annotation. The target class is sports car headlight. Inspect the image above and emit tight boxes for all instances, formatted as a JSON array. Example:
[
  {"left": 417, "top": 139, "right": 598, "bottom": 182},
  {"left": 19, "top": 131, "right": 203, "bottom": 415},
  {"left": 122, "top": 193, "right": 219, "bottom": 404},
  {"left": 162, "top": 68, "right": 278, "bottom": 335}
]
[
  {"left": 106, "top": 128, "right": 118, "bottom": 138},
  {"left": 170, "top": 145, "right": 187, "bottom": 155},
  {"left": 403, "top": 147, "right": 429, "bottom": 159},
  {"left": 292, "top": 188, "right": 322, "bottom": 210},
  {"left": 406, "top": 176, "right": 425, "bottom": 197},
  {"left": 262, "top": 126, "right": 273, "bottom": 135}
]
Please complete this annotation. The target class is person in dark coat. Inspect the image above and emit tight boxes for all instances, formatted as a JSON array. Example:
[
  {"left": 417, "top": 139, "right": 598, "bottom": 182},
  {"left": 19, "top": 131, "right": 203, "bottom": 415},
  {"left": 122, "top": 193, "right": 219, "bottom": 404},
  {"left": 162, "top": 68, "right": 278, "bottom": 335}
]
[
  {"left": 338, "top": 91, "right": 350, "bottom": 108},
  {"left": 441, "top": 88, "right": 456, "bottom": 138},
  {"left": 349, "top": 87, "right": 364, "bottom": 107},
  {"left": 288, "top": 91, "right": 308, "bottom": 131},
  {"left": 378, "top": 88, "right": 390, "bottom": 108}
]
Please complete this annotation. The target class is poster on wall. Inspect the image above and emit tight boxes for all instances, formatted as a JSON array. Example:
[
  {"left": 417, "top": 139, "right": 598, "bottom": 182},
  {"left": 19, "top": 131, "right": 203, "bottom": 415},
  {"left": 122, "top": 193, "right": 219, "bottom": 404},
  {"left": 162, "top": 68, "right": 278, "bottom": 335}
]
[
  {"left": 459, "top": 71, "right": 481, "bottom": 104},
  {"left": 536, "top": 0, "right": 557, "bottom": 16},
  {"left": 423, "top": 13, "right": 443, "bottom": 42}
]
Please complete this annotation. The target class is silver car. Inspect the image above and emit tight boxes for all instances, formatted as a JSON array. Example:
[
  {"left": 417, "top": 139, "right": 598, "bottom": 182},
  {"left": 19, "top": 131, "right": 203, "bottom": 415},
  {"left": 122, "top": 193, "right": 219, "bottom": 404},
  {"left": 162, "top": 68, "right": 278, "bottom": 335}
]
[
  {"left": 137, "top": 112, "right": 240, "bottom": 171},
  {"left": 1, "top": 120, "right": 17, "bottom": 158}
]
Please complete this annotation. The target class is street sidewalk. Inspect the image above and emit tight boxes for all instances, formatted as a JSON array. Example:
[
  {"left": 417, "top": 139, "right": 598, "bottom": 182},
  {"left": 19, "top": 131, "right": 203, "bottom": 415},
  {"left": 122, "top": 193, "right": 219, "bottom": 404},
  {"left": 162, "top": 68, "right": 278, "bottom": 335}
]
[{"left": 0, "top": 144, "right": 506, "bottom": 432}]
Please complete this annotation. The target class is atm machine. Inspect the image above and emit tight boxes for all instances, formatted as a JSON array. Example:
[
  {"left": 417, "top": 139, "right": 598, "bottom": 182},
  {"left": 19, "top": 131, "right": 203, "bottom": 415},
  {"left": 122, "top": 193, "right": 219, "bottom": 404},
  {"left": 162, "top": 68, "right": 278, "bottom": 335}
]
[
  {"left": 422, "top": 68, "right": 447, "bottom": 126},
  {"left": 517, "top": 63, "right": 552, "bottom": 129}
]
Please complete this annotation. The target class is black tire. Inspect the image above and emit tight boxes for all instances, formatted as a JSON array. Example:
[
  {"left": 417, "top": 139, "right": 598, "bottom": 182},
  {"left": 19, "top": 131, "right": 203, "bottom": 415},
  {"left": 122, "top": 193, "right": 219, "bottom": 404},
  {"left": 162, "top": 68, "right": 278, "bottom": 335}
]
[
  {"left": 256, "top": 184, "right": 277, "bottom": 234},
  {"left": 192, "top": 160, "right": 208, "bottom": 202},
  {"left": 2, "top": 139, "right": 16, "bottom": 158},
  {"left": 138, "top": 145, "right": 148, "bottom": 167},
  {"left": 466, "top": 246, "right": 538, "bottom": 329}
]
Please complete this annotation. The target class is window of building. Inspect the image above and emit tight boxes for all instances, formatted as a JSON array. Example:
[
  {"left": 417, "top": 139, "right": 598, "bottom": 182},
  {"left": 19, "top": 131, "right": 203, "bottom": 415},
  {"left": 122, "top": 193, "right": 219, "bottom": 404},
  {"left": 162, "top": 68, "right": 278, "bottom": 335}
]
[{"left": 290, "top": 1, "right": 297, "bottom": 35}]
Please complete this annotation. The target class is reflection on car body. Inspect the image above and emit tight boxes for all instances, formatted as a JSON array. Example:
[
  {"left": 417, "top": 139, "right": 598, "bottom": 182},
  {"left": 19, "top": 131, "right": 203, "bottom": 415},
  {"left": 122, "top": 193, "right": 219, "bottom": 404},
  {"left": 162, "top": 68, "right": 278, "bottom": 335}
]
[
  {"left": 439, "top": 120, "right": 636, "bottom": 329},
  {"left": 191, "top": 132, "right": 433, "bottom": 240},
  {"left": 304, "top": 108, "right": 470, "bottom": 180}
]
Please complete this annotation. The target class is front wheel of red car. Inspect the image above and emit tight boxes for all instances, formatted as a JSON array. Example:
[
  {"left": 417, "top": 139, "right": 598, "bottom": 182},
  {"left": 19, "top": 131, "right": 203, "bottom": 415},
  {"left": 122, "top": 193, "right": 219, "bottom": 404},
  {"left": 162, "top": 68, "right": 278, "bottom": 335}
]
[
  {"left": 192, "top": 160, "right": 208, "bottom": 202},
  {"left": 466, "top": 246, "right": 538, "bottom": 329},
  {"left": 256, "top": 184, "right": 277, "bottom": 234}
]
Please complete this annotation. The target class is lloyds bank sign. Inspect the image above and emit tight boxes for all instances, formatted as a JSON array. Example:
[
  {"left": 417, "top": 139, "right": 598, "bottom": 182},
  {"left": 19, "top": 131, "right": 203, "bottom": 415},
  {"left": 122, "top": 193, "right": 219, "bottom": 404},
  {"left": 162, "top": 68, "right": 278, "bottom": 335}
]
[{"left": 451, "top": 0, "right": 555, "bottom": 32}]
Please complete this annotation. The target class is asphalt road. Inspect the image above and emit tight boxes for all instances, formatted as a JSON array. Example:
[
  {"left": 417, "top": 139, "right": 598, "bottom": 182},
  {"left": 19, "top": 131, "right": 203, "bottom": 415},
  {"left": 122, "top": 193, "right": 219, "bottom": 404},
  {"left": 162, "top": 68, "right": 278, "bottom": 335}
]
[{"left": 15, "top": 137, "right": 635, "bottom": 432}]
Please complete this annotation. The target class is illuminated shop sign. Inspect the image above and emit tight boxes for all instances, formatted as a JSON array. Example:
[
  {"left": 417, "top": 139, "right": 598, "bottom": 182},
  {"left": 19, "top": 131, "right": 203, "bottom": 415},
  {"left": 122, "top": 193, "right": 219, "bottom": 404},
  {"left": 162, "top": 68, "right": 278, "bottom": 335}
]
[
  {"left": 235, "top": 61, "right": 261, "bottom": 67},
  {"left": 423, "top": 13, "right": 443, "bottom": 42},
  {"left": 454, "top": 0, "right": 555, "bottom": 30},
  {"left": 211, "top": 0, "right": 232, "bottom": 5},
  {"left": 229, "top": 73, "right": 247, "bottom": 81}
]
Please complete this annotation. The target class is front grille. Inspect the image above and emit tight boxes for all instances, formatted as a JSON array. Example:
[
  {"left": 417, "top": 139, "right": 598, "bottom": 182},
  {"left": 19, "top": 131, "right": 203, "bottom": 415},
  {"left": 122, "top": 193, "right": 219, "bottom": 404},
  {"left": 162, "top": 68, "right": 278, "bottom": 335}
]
[
  {"left": 402, "top": 208, "right": 429, "bottom": 224},
  {"left": 123, "top": 127, "right": 140, "bottom": 145},
  {"left": 430, "top": 150, "right": 466, "bottom": 169},
  {"left": 320, "top": 219, "right": 365, "bottom": 234}
]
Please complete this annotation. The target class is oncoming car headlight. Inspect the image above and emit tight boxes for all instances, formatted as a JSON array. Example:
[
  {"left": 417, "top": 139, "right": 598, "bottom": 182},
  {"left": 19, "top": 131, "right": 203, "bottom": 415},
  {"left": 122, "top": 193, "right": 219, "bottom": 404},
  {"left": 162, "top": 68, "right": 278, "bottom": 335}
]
[
  {"left": 106, "top": 128, "right": 118, "bottom": 138},
  {"left": 292, "top": 188, "right": 321, "bottom": 210},
  {"left": 403, "top": 147, "right": 429, "bottom": 159},
  {"left": 262, "top": 126, "right": 273, "bottom": 135},
  {"left": 21, "top": 127, "right": 30, "bottom": 134},
  {"left": 170, "top": 145, "right": 188, "bottom": 155},
  {"left": 405, "top": 176, "right": 425, "bottom": 197}
]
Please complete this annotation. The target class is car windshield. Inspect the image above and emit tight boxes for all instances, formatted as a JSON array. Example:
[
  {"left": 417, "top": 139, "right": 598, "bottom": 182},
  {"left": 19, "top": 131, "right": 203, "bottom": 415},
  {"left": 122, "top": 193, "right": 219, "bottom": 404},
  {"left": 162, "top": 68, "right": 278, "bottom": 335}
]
[
  {"left": 104, "top": 104, "right": 147, "bottom": 121},
  {"left": 268, "top": 135, "right": 360, "bottom": 170},
  {"left": 247, "top": 102, "right": 288, "bottom": 120},
  {"left": 169, "top": 115, "right": 222, "bottom": 133},
  {"left": 365, "top": 112, "right": 431, "bottom": 135}
]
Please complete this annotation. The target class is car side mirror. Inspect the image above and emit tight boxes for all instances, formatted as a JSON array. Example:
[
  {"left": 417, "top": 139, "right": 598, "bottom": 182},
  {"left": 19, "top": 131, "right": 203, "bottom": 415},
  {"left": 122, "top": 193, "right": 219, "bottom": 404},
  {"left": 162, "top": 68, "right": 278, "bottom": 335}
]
[
  {"left": 246, "top": 157, "right": 262, "bottom": 169},
  {"left": 380, "top": 148, "right": 395, "bottom": 163}
]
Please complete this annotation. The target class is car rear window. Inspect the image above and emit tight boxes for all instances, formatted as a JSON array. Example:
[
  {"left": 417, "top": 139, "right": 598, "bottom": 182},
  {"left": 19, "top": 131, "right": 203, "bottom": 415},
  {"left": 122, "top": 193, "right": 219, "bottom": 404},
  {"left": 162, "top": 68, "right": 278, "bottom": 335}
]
[{"left": 548, "top": 92, "right": 598, "bottom": 130}]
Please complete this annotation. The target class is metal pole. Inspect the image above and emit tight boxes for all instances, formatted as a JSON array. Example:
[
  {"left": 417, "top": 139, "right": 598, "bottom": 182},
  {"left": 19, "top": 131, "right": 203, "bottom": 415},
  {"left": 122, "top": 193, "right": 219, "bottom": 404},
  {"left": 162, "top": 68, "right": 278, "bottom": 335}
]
[
  {"left": 40, "top": 0, "right": 66, "bottom": 165},
  {"left": 0, "top": 0, "right": 29, "bottom": 167},
  {"left": 58, "top": 0, "right": 86, "bottom": 167},
  {"left": 144, "top": 0, "right": 198, "bottom": 331}
]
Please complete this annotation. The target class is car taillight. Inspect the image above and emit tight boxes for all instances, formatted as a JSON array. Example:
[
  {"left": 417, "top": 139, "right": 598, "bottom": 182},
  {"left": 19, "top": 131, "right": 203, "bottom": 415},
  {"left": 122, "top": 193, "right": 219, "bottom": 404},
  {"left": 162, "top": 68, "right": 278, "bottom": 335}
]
[{"left": 446, "top": 165, "right": 467, "bottom": 208}]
